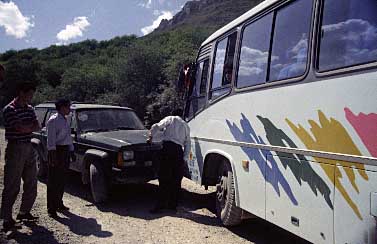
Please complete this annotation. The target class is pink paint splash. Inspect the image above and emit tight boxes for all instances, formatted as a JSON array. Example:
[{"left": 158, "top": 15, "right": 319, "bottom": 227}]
[{"left": 345, "top": 108, "right": 377, "bottom": 157}]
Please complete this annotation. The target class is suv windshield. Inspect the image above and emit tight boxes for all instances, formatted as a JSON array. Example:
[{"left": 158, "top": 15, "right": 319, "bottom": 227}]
[{"left": 77, "top": 109, "right": 145, "bottom": 133}]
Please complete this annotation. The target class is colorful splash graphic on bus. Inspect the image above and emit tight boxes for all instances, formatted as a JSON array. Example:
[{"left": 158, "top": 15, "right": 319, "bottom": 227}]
[
  {"left": 286, "top": 110, "right": 369, "bottom": 220},
  {"left": 226, "top": 114, "right": 298, "bottom": 206},
  {"left": 257, "top": 116, "right": 333, "bottom": 209},
  {"left": 345, "top": 108, "right": 377, "bottom": 157}
]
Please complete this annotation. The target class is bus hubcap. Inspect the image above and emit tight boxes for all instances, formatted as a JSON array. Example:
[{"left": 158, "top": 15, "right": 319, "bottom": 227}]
[{"left": 217, "top": 175, "right": 227, "bottom": 208}]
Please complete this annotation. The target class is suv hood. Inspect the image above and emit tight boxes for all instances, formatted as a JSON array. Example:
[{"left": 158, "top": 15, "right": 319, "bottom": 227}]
[{"left": 80, "top": 130, "right": 149, "bottom": 149}]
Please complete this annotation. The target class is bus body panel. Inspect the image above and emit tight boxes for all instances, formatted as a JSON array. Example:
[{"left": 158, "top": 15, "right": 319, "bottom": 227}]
[
  {"left": 266, "top": 155, "right": 334, "bottom": 244},
  {"left": 334, "top": 167, "right": 377, "bottom": 244},
  {"left": 187, "top": 69, "right": 377, "bottom": 243}
]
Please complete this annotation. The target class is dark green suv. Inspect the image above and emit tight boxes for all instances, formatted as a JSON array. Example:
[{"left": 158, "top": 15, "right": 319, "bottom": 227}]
[{"left": 32, "top": 103, "right": 161, "bottom": 203}]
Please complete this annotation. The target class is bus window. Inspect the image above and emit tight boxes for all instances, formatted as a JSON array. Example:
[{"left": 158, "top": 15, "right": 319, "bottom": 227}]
[
  {"left": 237, "top": 13, "right": 273, "bottom": 88},
  {"left": 210, "top": 32, "right": 237, "bottom": 100},
  {"left": 269, "top": 0, "right": 313, "bottom": 81},
  {"left": 186, "top": 59, "right": 210, "bottom": 119},
  {"left": 199, "top": 59, "right": 209, "bottom": 95},
  {"left": 318, "top": 0, "right": 377, "bottom": 71}
]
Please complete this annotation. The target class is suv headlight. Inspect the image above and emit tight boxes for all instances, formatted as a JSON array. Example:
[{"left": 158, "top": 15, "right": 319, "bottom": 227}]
[{"left": 123, "top": 151, "right": 134, "bottom": 161}]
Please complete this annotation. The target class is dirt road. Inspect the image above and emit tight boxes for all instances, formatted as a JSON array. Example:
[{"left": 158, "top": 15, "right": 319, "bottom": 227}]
[{"left": 0, "top": 129, "right": 310, "bottom": 244}]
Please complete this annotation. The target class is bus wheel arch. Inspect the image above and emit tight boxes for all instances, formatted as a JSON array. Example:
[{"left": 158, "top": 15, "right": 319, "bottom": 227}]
[{"left": 202, "top": 152, "right": 242, "bottom": 226}]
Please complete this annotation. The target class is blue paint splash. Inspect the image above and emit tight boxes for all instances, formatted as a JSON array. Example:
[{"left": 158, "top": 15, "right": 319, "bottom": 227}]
[{"left": 226, "top": 113, "right": 298, "bottom": 206}]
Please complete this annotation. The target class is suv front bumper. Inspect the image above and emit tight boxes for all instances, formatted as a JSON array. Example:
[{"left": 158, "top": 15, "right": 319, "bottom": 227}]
[{"left": 112, "top": 166, "right": 157, "bottom": 184}]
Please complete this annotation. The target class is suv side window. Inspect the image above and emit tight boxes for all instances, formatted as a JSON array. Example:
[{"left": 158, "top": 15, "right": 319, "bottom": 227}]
[
  {"left": 44, "top": 109, "right": 57, "bottom": 127},
  {"left": 35, "top": 108, "right": 48, "bottom": 126}
]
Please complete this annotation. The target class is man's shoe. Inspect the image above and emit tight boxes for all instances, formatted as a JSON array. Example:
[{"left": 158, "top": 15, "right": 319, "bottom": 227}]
[
  {"left": 57, "top": 205, "right": 70, "bottom": 212},
  {"left": 16, "top": 213, "right": 39, "bottom": 221},
  {"left": 2, "top": 219, "right": 21, "bottom": 232},
  {"left": 48, "top": 211, "right": 58, "bottom": 218}
]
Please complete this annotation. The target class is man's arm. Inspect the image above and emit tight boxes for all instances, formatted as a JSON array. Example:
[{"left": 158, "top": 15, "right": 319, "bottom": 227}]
[
  {"left": 3, "top": 107, "right": 41, "bottom": 133},
  {"left": 15, "top": 119, "right": 40, "bottom": 133},
  {"left": 46, "top": 119, "right": 57, "bottom": 151},
  {"left": 148, "top": 117, "right": 171, "bottom": 142}
]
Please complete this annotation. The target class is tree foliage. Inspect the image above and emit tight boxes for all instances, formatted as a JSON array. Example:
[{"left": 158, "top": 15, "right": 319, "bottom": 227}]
[{"left": 0, "top": 0, "right": 262, "bottom": 124}]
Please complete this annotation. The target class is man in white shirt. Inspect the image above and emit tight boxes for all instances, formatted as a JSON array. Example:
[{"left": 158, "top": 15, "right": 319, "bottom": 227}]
[
  {"left": 148, "top": 109, "right": 190, "bottom": 213},
  {"left": 46, "top": 99, "right": 75, "bottom": 218}
]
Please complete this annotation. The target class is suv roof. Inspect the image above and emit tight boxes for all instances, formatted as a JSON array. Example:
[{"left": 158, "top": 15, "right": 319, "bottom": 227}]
[{"left": 35, "top": 102, "right": 132, "bottom": 111}]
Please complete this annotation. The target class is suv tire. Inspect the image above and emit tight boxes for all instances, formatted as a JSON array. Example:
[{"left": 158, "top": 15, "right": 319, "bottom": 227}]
[
  {"left": 36, "top": 151, "right": 47, "bottom": 179},
  {"left": 89, "top": 161, "right": 108, "bottom": 203}
]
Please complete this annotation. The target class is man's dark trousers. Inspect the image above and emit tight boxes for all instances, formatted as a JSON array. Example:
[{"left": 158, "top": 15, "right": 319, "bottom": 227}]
[
  {"left": 0, "top": 141, "right": 37, "bottom": 221},
  {"left": 157, "top": 141, "right": 184, "bottom": 209},
  {"left": 47, "top": 145, "right": 69, "bottom": 212}
]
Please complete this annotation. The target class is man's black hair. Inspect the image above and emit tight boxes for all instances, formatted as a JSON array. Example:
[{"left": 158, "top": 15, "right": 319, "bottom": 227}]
[
  {"left": 55, "top": 98, "right": 71, "bottom": 111},
  {"left": 16, "top": 82, "right": 36, "bottom": 95},
  {"left": 172, "top": 108, "right": 183, "bottom": 117}
]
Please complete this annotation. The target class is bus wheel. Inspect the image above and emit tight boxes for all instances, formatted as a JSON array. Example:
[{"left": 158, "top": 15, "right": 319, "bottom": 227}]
[{"left": 215, "top": 160, "right": 242, "bottom": 226}]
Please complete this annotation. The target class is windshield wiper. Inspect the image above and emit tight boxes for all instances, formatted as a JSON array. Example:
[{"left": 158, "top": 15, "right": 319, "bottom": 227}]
[
  {"left": 82, "top": 128, "right": 109, "bottom": 133},
  {"left": 113, "top": 126, "right": 135, "bottom": 131}
]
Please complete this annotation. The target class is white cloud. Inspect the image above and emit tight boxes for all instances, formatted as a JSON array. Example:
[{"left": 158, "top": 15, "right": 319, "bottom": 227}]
[
  {"left": 0, "top": 1, "right": 34, "bottom": 39},
  {"left": 141, "top": 11, "right": 173, "bottom": 35},
  {"left": 321, "top": 19, "right": 377, "bottom": 69},
  {"left": 56, "top": 16, "right": 90, "bottom": 45},
  {"left": 138, "top": 0, "right": 152, "bottom": 9}
]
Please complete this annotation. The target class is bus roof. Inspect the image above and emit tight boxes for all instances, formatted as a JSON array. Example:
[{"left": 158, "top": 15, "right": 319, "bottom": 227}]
[{"left": 201, "top": 0, "right": 279, "bottom": 47}]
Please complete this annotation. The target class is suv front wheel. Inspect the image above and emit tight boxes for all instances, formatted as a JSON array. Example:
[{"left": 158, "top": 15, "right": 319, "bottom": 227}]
[
  {"left": 89, "top": 161, "right": 109, "bottom": 203},
  {"left": 35, "top": 150, "right": 47, "bottom": 179}
]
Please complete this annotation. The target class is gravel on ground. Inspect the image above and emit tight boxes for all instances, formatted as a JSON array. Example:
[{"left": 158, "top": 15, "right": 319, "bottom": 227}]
[{"left": 0, "top": 128, "right": 310, "bottom": 244}]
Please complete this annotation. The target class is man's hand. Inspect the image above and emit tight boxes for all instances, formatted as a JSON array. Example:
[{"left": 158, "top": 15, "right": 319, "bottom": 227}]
[
  {"left": 146, "top": 136, "right": 152, "bottom": 144},
  {"left": 48, "top": 150, "right": 57, "bottom": 167},
  {"left": 146, "top": 131, "right": 152, "bottom": 144}
]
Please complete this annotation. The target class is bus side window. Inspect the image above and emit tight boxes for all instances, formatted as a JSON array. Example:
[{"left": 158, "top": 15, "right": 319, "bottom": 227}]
[
  {"left": 186, "top": 59, "right": 210, "bottom": 120},
  {"left": 237, "top": 13, "right": 273, "bottom": 88},
  {"left": 210, "top": 32, "right": 237, "bottom": 100},
  {"left": 318, "top": 0, "right": 377, "bottom": 71},
  {"left": 269, "top": 0, "right": 313, "bottom": 81}
]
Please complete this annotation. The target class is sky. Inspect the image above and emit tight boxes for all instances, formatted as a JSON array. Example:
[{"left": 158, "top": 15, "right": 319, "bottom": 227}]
[{"left": 0, "top": 0, "right": 190, "bottom": 53}]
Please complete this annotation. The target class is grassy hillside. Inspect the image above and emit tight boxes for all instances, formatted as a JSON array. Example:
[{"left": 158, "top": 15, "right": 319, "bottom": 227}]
[{"left": 0, "top": 0, "right": 263, "bottom": 124}]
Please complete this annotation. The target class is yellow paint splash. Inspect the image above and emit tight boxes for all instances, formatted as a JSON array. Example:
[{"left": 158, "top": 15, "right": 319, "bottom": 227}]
[{"left": 286, "top": 110, "right": 369, "bottom": 220}]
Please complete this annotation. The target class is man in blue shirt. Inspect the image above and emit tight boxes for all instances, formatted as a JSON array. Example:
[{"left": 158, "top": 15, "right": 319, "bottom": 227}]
[{"left": 46, "top": 99, "right": 75, "bottom": 218}]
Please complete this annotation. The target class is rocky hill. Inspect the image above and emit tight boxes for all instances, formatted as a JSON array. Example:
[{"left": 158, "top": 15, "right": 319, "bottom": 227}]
[{"left": 154, "top": 0, "right": 264, "bottom": 33}]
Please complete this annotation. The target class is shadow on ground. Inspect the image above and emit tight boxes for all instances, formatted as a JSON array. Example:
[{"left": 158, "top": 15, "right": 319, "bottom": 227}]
[
  {"left": 0, "top": 221, "right": 59, "bottom": 244},
  {"left": 39, "top": 171, "right": 312, "bottom": 244}
]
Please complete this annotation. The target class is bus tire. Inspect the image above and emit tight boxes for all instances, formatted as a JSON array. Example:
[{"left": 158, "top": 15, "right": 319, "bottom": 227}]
[
  {"left": 89, "top": 161, "right": 108, "bottom": 203},
  {"left": 215, "top": 160, "right": 242, "bottom": 226}
]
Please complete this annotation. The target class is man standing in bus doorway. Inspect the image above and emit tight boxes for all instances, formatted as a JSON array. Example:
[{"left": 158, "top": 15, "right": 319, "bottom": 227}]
[
  {"left": 148, "top": 108, "right": 191, "bottom": 213},
  {"left": 1, "top": 81, "right": 40, "bottom": 232},
  {"left": 46, "top": 99, "right": 75, "bottom": 218}
]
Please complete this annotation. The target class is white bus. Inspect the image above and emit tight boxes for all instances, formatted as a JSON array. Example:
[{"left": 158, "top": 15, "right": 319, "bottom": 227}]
[{"left": 183, "top": 0, "right": 377, "bottom": 243}]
